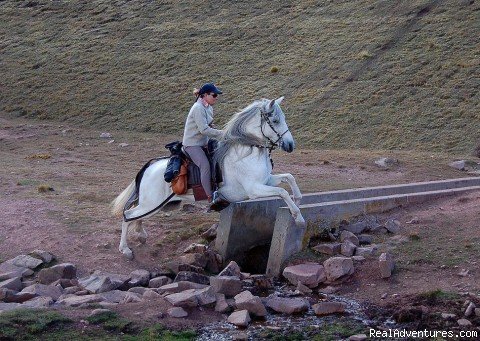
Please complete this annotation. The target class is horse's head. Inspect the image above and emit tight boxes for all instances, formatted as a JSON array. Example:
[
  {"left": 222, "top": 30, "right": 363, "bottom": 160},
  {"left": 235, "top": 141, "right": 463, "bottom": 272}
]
[{"left": 259, "top": 96, "right": 295, "bottom": 153}]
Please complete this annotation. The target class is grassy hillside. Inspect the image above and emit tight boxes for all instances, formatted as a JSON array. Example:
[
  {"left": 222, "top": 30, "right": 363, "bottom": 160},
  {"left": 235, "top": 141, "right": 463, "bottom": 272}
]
[{"left": 1, "top": 0, "right": 479, "bottom": 153}]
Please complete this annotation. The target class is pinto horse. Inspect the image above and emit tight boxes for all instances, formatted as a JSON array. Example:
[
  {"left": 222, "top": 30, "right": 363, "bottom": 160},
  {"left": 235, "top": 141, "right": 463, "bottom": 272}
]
[{"left": 111, "top": 97, "right": 304, "bottom": 259}]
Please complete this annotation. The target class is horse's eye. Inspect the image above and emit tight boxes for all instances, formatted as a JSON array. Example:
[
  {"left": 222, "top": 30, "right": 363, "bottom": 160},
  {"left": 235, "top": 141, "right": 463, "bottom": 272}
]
[{"left": 272, "top": 119, "right": 279, "bottom": 124}]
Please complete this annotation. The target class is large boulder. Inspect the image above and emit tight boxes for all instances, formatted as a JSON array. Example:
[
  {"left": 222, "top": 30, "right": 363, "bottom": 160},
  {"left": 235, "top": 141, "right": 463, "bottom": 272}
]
[
  {"left": 149, "top": 276, "right": 171, "bottom": 288},
  {"left": 218, "top": 261, "right": 242, "bottom": 277},
  {"left": 0, "top": 288, "right": 36, "bottom": 303},
  {"left": 29, "top": 250, "right": 55, "bottom": 263},
  {"left": 57, "top": 294, "right": 104, "bottom": 307},
  {"left": 234, "top": 290, "right": 267, "bottom": 317},
  {"left": 0, "top": 277, "right": 22, "bottom": 292},
  {"left": 22, "top": 296, "right": 54, "bottom": 308},
  {"left": 266, "top": 297, "right": 309, "bottom": 314},
  {"left": 379, "top": 253, "right": 395, "bottom": 278},
  {"left": 340, "top": 231, "right": 359, "bottom": 246},
  {"left": 165, "top": 290, "right": 199, "bottom": 307},
  {"left": 340, "top": 240, "right": 357, "bottom": 257},
  {"left": 227, "top": 310, "right": 251, "bottom": 327},
  {"left": 210, "top": 276, "right": 243, "bottom": 297},
  {"left": 127, "top": 269, "right": 150, "bottom": 287},
  {"left": 156, "top": 281, "right": 207, "bottom": 294},
  {"left": 312, "top": 301, "right": 346, "bottom": 315},
  {"left": 174, "top": 271, "right": 210, "bottom": 285},
  {"left": 312, "top": 243, "right": 341, "bottom": 255},
  {"left": 178, "top": 253, "right": 208, "bottom": 268},
  {"left": 215, "top": 293, "right": 231, "bottom": 313},
  {"left": 323, "top": 257, "right": 354, "bottom": 282},
  {"left": 38, "top": 263, "right": 77, "bottom": 284},
  {"left": 282, "top": 263, "right": 326, "bottom": 288},
  {"left": 79, "top": 271, "right": 129, "bottom": 293},
  {"left": 0, "top": 262, "right": 33, "bottom": 279},
  {"left": 355, "top": 245, "right": 378, "bottom": 257},
  {"left": 6, "top": 255, "right": 43, "bottom": 269},
  {"left": 21, "top": 284, "right": 63, "bottom": 301}
]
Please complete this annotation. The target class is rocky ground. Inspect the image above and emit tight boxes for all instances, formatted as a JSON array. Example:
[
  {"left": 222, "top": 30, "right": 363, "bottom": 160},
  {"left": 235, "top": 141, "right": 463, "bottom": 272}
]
[{"left": 1, "top": 116, "right": 480, "bottom": 339}]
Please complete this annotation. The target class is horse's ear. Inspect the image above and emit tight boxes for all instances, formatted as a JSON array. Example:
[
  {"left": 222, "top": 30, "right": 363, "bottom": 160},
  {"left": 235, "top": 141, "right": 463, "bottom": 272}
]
[
  {"left": 268, "top": 99, "right": 276, "bottom": 112},
  {"left": 275, "top": 96, "right": 285, "bottom": 105}
]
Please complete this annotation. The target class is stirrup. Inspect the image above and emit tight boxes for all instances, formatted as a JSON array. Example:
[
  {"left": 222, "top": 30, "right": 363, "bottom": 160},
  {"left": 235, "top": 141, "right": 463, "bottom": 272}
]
[{"left": 209, "top": 191, "right": 230, "bottom": 212}]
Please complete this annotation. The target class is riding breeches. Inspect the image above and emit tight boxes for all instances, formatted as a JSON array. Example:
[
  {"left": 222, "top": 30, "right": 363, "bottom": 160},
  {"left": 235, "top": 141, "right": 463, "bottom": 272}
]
[{"left": 183, "top": 145, "right": 212, "bottom": 197}]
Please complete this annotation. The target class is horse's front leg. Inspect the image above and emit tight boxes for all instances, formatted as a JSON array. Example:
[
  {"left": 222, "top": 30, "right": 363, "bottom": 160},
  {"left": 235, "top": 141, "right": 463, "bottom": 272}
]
[
  {"left": 245, "top": 184, "right": 305, "bottom": 226},
  {"left": 267, "top": 173, "right": 302, "bottom": 206}
]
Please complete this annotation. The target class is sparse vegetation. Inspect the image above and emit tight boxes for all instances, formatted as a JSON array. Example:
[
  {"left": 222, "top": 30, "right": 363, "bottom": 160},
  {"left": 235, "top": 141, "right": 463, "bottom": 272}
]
[{"left": 37, "top": 184, "right": 54, "bottom": 193}]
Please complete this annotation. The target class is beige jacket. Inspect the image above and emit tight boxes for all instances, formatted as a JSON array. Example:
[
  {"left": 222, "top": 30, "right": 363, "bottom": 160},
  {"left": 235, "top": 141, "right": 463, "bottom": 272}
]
[{"left": 182, "top": 100, "right": 222, "bottom": 146}]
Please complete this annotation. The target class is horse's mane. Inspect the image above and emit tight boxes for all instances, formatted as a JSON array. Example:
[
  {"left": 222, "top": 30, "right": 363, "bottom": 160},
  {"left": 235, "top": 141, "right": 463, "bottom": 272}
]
[{"left": 213, "top": 99, "right": 270, "bottom": 169}]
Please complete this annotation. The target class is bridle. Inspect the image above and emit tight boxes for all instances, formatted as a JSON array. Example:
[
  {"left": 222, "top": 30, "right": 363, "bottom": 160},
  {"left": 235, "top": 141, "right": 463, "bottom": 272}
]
[{"left": 251, "top": 106, "right": 290, "bottom": 168}]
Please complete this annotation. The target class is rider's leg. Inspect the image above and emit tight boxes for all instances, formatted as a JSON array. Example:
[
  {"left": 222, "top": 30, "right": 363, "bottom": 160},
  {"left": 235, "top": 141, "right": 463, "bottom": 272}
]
[{"left": 184, "top": 145, "right": 212, "bottom": 199}]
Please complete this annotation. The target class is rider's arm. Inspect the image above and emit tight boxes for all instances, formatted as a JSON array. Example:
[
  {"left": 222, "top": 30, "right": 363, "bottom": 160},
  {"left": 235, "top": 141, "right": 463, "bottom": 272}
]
[{"left": 192, "top": 106, "right": 223, "bottom": 139}]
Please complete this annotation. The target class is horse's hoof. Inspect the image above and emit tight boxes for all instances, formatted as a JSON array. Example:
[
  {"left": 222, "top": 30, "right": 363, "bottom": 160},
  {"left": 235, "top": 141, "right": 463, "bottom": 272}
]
[
  {"left": 295, "top": 216, "right": 306, "bottom": 227},
  {"left": 121, "top": 249, "right": 134, "bottom": 260}
]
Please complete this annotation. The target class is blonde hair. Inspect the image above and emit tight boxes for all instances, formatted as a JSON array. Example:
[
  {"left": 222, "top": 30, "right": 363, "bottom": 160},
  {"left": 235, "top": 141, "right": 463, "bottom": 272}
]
[{"left": 193, "top": 88, "right": 200, "bottom": 96}]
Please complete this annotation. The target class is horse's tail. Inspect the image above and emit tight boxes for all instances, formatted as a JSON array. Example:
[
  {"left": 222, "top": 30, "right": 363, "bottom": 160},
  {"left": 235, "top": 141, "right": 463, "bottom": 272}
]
[{"left": 111, "top": 181, "right": 135, "bottom": 217}]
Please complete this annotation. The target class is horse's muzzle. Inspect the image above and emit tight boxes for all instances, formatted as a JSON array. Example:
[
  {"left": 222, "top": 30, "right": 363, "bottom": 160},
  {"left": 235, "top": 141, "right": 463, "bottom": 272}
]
[{"left": 281, "top": 140, "right": 295, "bottom": 153}]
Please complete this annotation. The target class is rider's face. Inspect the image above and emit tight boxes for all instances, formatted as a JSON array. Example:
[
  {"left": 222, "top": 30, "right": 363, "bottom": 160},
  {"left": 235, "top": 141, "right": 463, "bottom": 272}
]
[{"left": 204, "top": 93, "right": 218, "bottom": 106}]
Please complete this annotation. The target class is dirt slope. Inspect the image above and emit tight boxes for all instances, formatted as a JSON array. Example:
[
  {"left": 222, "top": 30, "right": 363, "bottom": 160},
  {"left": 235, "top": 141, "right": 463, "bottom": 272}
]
[{"left": 1, "top": 0, "right": 479, "bottom": 153}]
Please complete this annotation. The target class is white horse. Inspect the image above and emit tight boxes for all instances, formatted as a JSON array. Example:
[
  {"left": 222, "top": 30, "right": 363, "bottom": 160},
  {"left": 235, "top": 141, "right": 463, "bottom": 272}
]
[{"left": 111, "top": 97, "right": 305, "bottom": 259}]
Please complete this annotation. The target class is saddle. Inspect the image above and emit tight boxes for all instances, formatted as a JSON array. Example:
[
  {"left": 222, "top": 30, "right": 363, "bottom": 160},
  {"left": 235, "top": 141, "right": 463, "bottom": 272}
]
[{"left": 164, "top": 140, "right": 222, "bottom": 201}]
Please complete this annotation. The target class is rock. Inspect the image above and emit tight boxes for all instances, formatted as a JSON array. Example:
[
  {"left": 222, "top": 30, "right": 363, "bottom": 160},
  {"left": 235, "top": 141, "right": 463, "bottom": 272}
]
[
  {"left": 379, "top": 253, "right": 395, "bottom": 278},
  {"left": 348, "top": 334, "right": 367, "bottom": 341},
  {"left": 458, "top": 269, "right": 469, "bottom": 277},
  {"left": 215, "top": 293, "right": 231, "bottom": 313},
  {"left": 219, "top": 261, "right": 242, "bottom": 277},
  {"left": 57, "top": 294, "right": 104, "bottom": 307},
  {"left": 296, "top": 282, "right": 312, "bottom": 295},
  {"left": 227, "top": 310, "right": 251, "bottom": 327},
  {"left": 266, "top": 297, "right": 309, "bottom": 314},
  {"left": 38, "top": 263, "right": 77, "bottom": 284},
  {"left": 352, "top": 256, "right": 365, "bottom": 262},
  {"left": 319, "top": 286, "right": 339, "bottom": 294},
  {"left": 210, "top": 276, "right": 243, "bottom": 297},
  {"left": 128, "top": 287, "right": 148, "bottom": 295},
  {"left": 234, "top": 290, "right": 267, "bottom": 317},
  {"left": 250, "top": 275, "right": 274, "bottom": 289},
  {"left": 357, "top": 235, "right": 373, "bottom": 245},
  {"left": 178, "top": 253, "right": 208, "bottom": 268},
  {"left": 340, "top": 231, "right": 359, "bottom": 246},
  {"left": 342, "top": 221, "right": 368, "bottom": 234},
  {"left": 122, "top": 292, "right": 143, "bottom": 303},
  {"left": 0, "top": 277, "right": 23, "bottom": 292},
  {"left": 341, "top": 240, "right": 357, "bottom": 257},
  {"left": 355, "top": 245, "right": 378, "bottom": 257},
  {"left": 29, "top": 250, "right": 55, "bottom": 263},
  {"left": 22, "top": 296, "right": 54, "bottom": 308},
  {"left": 183, "top": 243, "right": 207, "bottom": 254},
  {"left": 21, "top": 283, "right": 63, "bottom": 300},
  {"left": 441, "top": 313, "right": 456, "bottom": 319},
  {"left": 457, "top": 318, "right": 472, "bottom": 326},
  {"left": 201, "top": 223, "right": 217, "bottom": 240},
  {"left": 89, "top": 308, "right": 112, "bottom": 317},
  {"left": 323, "top": 257, "right": 354, "bottom": 282},
  {"left": 6, "top": 255, "right": 43, "bottom": 269},
  {"left": 168, "top": 307, "right": 188, "bottom": 318},
  {"left": 149, "top": 276, "right": 171, "bottom": 288},
  {"left": 64, "top": 286, "right": 81, "bottom": 295},
  {"left": 312, "top": 301, "right": 346, "bottom": 315},
  {"left": 165, "top": 290, "right": 199, "bottom": 307},
  {"left": 192, "top": 286, "right": 216, "bottom": 306},
  {"left": 157, "top": 281, "right": 207, "bottom": 294},
  {"left": 282, "top": 263, "right": 326, "bottom": 288},
  {"left": 385, "top": 219, "right": 401, "bottom": 233},
  {"left": 100, "top": 132, "right": 112, "bottom": 138},
  {"left": 128, "top": 269, "right": 150, "bottom": 287},
  {"left": 375, "top": 157, "right": 399, "bottom": 168},
  {"left": 165, "top": 261, "right": 203, "bottom": 275},
  {"left": 119, "top": 143, "right": 129, "bottom": 147},
  {"left": 143, "top": 290, "right": 162, "bottom": 300},
  {"left": 312, "top": 243, "right": 341, "bottom": 255},
  {"left": 0, "top": 262, "right": 33, "bottom": 279},
  {"left": 204, "top": 250, "right": 222, "bottom": 273},
  {"left": 79, "top": 275, "right": 117, "bottom": 294},
  {"left": 99, "top": 290, "right": 135, "bottom": 303},
  {"left": 174, "top": 271, "right": 210, "bottom": 285},
  {"left": 449, "top": 160, "right": 466, "bottom": 171},
  {"left": 405, "top": 217, "right": 420, "bottom": 224},
  {"left": 1, "top": 288, "right": 36, "bottom": 303},
  {"left": 0, "top": 302, "right": 26, "bottom": 313},
  {"left": 465, "top": 302, "right": 476, "bottom": 317}
]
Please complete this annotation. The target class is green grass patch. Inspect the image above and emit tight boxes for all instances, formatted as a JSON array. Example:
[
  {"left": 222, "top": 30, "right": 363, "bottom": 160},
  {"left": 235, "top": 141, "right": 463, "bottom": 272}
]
[
  {"left": 0, "top": 309, "right": 72, "bottom": 339},
  {"left": 86, "top": 311, "right": 132, "bottom": 332},
  {"left": 311, "top": 319, "right": 366, "bottom": 341},
  {"left": 123, "top": 324, "right": 196, "bottom": 341},
  {"left": 417, "top": 289, "right": 460, "bottom": 305},
  {"left": 17, "top": 179, "right": 41, "bottom": 186}
]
